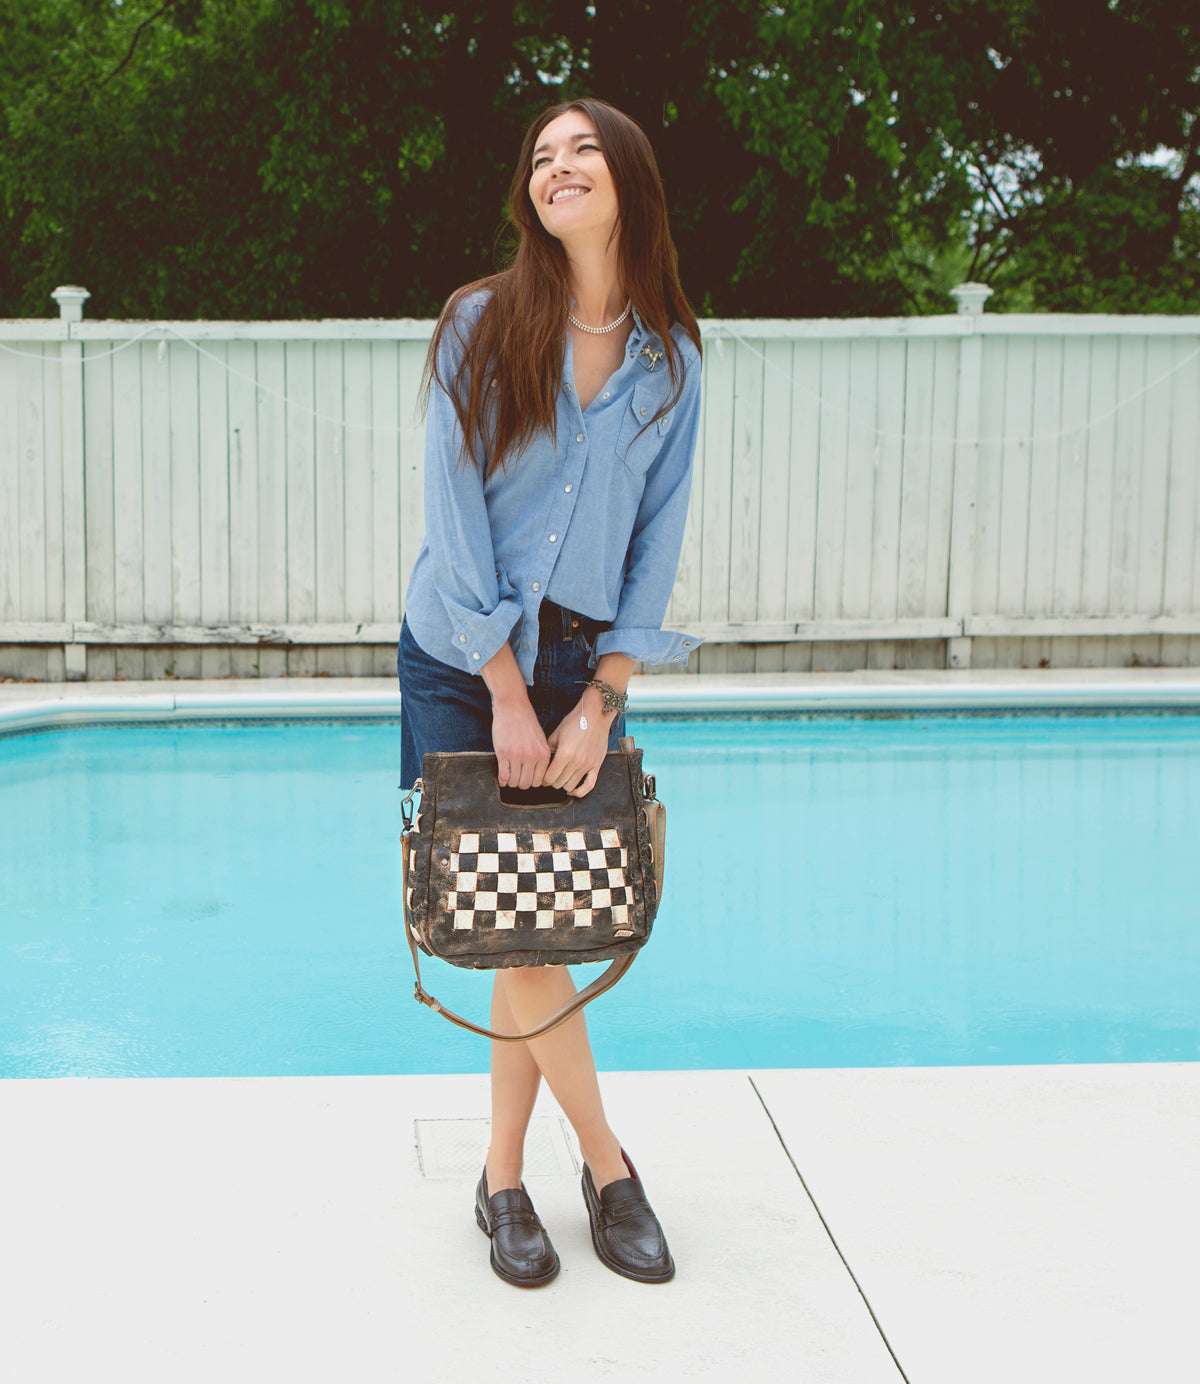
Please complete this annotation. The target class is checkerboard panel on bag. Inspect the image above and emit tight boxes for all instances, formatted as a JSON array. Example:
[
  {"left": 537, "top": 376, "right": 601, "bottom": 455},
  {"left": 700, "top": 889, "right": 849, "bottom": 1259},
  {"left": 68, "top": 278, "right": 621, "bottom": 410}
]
[{"left": 445, "top": 827, "right": 632, "bottom": 932}]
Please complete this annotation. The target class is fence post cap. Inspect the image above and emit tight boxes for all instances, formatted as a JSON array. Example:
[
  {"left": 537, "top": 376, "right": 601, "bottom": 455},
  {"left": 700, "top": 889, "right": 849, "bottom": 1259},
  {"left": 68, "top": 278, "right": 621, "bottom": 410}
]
[
  {"left": 51, "top": 286, "right": 91, "bottom": 321},
  {"left": 950, "top": 282, "right": 994, "bottom": 315}
]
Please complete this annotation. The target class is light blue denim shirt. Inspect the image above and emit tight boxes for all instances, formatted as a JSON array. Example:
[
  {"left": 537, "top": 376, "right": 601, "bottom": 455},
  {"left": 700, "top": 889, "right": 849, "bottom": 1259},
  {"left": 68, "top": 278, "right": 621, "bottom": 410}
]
[{"left": 403, "top": 291, "right": 704, "bottom": 683}]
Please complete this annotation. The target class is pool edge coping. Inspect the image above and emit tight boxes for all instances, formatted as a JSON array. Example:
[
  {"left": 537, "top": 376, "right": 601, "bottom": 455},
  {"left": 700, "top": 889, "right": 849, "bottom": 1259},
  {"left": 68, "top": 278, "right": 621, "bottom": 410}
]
[{"left": 3, "top": 670, "right": 1200, "bottom": 733}]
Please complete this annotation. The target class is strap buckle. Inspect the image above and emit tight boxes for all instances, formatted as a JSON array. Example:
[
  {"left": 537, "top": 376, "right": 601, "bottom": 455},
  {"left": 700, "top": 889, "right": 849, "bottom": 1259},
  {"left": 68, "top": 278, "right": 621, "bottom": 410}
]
[{"left": 400, "top": 778, "right": 424, "bottom": 832}]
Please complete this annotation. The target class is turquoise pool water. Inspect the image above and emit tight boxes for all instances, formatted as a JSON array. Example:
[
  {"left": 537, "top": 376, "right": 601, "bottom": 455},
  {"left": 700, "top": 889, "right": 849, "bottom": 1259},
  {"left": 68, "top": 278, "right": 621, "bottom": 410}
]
[{"left": 1, "top": 713, "right": 1197, "bottom": 1077}]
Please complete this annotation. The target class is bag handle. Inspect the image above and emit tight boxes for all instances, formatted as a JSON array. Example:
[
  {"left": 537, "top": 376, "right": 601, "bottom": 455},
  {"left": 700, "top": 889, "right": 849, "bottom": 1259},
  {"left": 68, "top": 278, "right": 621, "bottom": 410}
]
[{"left": 400, "top": 871, "right": 637, "bottom": 1041}]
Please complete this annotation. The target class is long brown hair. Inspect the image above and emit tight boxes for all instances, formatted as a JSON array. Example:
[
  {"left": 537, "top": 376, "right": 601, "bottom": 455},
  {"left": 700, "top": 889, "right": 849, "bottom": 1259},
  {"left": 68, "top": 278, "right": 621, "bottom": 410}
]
[{"left": 424, "top": 98, "right": 701, "bottom": 477}]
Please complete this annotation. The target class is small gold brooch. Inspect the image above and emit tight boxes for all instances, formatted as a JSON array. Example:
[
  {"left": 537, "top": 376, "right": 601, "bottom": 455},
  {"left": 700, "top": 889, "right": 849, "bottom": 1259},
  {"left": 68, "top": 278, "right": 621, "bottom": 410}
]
[{"left": 638, "top": 345, "right": 663, "bottom": 371}]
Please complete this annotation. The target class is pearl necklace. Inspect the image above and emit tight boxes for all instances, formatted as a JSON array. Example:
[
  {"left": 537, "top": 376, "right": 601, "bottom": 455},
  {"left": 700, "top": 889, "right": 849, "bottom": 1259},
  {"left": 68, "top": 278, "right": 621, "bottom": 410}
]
[{"left": 566, "top": 301, "right": 632, "bottom": 335}]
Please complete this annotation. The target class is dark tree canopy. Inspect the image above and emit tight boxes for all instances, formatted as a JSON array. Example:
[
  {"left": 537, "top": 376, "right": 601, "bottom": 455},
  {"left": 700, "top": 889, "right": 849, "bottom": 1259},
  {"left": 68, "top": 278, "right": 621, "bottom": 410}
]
[{"left": 1, "top": 0, "right": 1197, "bottom": 319}]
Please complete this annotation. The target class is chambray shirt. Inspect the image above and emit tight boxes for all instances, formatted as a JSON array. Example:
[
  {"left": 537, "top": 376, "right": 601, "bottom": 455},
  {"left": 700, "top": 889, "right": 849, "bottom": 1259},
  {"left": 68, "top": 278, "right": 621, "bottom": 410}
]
[{"left": 403, "top": 292, "right": 704, "bottom": 683}]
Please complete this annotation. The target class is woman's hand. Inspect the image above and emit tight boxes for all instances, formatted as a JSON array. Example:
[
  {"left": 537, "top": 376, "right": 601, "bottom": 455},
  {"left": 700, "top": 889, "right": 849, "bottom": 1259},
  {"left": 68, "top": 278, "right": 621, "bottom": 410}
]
[
  {"left": 491, "top": 697, "right": 552, "bottom": 789},
  {"left": 545, "top": 691, "right": 612, "bottom": 797},
  {"left": 482, "top": 643, "right": 550, "bottom": 788}
]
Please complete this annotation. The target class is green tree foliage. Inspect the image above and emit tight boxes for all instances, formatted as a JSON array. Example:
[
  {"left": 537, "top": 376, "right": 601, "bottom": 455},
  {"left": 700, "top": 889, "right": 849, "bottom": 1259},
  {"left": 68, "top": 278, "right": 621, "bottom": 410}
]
[{"left": 0, "top": 0, "right": 1196, "bottom": 319}]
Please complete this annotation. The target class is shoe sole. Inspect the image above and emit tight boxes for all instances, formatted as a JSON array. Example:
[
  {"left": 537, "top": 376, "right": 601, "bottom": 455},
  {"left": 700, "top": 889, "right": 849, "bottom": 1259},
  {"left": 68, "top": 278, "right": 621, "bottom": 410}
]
[{"left": 475, "top": 1207, "right": 561, "bottom": 1288}]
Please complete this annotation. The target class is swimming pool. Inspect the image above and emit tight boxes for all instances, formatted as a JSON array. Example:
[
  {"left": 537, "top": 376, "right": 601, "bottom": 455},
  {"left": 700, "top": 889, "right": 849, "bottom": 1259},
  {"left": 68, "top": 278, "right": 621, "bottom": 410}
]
[{"left": 2, "top": 711, "right": 1197, "bottom": 1077}]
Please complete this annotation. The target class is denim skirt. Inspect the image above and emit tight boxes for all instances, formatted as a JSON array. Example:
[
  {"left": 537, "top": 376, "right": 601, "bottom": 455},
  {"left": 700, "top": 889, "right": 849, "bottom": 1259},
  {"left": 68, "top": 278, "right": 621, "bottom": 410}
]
[{"left": 397, "top": 600, "right": 627, "bottom": 788}]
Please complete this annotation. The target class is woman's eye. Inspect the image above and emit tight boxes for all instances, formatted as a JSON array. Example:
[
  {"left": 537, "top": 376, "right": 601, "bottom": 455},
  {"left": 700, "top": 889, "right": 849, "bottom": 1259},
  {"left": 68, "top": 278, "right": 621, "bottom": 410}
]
[{"left": 533, "top": 156, "right": 548, "bottom": 169}]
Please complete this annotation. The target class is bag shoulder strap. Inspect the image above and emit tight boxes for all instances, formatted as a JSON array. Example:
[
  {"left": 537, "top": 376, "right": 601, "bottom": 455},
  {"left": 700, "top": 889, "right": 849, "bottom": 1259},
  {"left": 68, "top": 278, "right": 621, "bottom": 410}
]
[{"left": 400, "top": 895, "right": 636, "bottom": 1041}]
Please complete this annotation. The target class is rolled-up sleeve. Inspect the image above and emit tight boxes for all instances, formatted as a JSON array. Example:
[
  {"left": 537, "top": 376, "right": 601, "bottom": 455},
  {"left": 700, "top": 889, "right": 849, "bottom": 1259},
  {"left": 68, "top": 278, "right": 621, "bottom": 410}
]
[
  {"left": 423, "top": 307, "right": 524, "bottom": 674},
  {"left": 593, "top": 349, "right": 705, "bottom": 668}
]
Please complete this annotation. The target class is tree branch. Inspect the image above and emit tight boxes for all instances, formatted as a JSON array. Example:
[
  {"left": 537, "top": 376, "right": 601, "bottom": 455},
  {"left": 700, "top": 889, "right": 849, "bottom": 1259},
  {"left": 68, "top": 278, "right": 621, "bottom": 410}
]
[{"left": 98, "top": 0, "right": 181, "bottom": 89}]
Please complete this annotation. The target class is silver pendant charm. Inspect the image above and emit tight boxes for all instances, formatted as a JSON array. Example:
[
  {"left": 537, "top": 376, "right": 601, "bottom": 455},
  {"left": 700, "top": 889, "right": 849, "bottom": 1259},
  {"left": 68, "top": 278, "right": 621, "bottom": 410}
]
[{"left": 579, "top": 714, "right": 588, "bottom": 731}]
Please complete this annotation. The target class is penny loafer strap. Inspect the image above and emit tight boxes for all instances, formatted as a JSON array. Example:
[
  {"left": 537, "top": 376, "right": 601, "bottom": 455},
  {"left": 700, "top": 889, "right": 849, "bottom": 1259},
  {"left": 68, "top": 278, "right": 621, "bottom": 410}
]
[
  {"left": 598, "top": 1194, "right": 655, "bottom": 1226},
  {"left": 489, "top": 1207, "right": 543, "bottom": 1231}
]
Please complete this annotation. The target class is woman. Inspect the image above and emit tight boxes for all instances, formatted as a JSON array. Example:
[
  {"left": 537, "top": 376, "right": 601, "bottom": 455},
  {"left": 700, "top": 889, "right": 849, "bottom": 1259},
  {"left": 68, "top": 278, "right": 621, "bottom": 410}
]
[{"left": 398, "top": 98, "right": 703, "bottom": 1287}]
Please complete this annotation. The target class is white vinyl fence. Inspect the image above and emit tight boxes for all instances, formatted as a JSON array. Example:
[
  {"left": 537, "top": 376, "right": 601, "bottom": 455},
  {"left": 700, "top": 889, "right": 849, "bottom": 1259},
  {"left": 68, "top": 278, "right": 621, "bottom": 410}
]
[{"left": 2, "top": 289, "right": 1199, "bottom": 681}]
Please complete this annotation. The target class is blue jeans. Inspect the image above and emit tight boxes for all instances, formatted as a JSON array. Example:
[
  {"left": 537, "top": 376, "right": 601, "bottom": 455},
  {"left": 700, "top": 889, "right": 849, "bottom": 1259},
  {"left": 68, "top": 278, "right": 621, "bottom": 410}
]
[{"left": 397, "top": 600, "right": 626, "bottom": 788}]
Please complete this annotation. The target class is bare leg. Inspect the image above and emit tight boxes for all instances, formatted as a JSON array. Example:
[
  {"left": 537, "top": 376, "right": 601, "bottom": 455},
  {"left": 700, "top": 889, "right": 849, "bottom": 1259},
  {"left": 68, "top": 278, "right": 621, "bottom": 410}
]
[
  {"left": 485, "top": 976, "right": 541, "bottom": 1192},
  {"left": 492, "top": 966, "right": 628, "bottom": 1189}
]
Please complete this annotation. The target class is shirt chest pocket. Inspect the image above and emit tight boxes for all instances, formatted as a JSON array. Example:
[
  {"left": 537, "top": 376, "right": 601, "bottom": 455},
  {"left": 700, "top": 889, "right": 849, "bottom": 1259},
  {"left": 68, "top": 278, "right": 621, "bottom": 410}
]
[{"left": 615, "top": 380, "right": 673, "bottom": 477}]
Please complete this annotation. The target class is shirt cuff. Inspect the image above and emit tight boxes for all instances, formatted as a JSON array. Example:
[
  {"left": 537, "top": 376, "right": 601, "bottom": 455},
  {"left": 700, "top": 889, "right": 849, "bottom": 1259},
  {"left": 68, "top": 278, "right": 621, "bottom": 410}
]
[
  {"left": 593, "top": 627, "right": 703, "bottom": 668},
  {"left": 446, "top": 597, "right": 523, "bottom": 673}
]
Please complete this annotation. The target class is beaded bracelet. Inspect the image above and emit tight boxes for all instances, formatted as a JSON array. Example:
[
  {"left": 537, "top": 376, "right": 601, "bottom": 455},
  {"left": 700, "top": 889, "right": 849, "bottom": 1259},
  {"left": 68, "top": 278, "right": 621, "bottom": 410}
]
[{"left": 582, "top": 678, "right": 629, "bottom": 717}]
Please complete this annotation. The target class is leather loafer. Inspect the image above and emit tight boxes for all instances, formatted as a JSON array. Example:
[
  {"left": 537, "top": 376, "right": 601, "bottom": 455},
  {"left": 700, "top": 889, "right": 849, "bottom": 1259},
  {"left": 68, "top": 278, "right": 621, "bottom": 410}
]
[
  {"left": 475, "top": 1170, "right": 560, "bottom": 1287},
  {"left": 581, "top": 1151, "right": 675, "bottom": 1283}
]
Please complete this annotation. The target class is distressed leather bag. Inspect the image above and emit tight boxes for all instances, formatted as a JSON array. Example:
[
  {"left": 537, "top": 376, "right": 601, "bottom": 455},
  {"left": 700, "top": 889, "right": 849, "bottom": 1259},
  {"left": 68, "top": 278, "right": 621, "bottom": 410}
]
[{"left": 400, "top": 738, "right": 665, "bottom": 1040}]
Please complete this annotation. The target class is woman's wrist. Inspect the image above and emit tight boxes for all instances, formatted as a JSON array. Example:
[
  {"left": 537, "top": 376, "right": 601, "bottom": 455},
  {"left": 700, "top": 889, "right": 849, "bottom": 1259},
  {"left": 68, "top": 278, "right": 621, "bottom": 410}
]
[
  {"left": 481, "top": 643, "right": 530, "bottom": 709},
  {"left": 581, "top": 678, "right": 628, "bottom": 717}
]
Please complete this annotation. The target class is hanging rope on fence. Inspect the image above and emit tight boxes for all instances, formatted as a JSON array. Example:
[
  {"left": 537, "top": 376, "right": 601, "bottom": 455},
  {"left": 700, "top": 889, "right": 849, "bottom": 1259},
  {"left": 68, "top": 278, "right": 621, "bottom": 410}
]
[
  {"left": 3, "top": 319, "right": 1198, "bottom": 448},
  {"left": 717, "top": 324, "right": 1200, "bottom": 449}
]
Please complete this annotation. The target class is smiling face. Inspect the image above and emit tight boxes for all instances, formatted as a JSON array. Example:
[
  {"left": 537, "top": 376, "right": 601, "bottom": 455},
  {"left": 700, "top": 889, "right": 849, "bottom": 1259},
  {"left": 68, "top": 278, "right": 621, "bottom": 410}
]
[{"left": 527, "top": 109, "right": 619, "bottom": 244}]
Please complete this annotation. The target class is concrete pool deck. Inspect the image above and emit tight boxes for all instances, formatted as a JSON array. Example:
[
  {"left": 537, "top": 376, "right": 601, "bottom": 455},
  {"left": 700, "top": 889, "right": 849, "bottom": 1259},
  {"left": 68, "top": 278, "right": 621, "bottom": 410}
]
[
  {"left": 3, "top": 671, "right": 1198, "bottom": 1382},
  {"left": 4, "top": 1065, "right": 1197, "bottom": 1384}
]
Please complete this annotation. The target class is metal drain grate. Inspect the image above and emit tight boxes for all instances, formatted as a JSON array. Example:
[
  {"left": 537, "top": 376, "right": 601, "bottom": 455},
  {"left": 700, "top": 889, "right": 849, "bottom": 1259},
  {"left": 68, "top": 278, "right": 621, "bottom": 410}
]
[{"left": 414, "top": 1116, "right": 580, "bottom": 1180}]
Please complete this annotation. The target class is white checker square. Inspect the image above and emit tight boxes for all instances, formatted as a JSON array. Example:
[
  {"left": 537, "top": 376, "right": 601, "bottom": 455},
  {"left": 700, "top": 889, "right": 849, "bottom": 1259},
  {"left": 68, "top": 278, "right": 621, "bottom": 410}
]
[
  {"left": 592, "top": 888, "right": 612, "bottom": 908},
  {"left": 565, "top": 830, "right": 587, "bottom": 850},
  {"left": 587, "top": 849, "right": 606, "bottom": 868},
  {"left": 554, "top": 891, "right": 574, "bottom": 910},
  {"left": 574, "top": 910, "right": 593, "bottom": 928},
  {"left": 600, "top": 828, "right": 620, "bottom": 849},
  {"left": 516, "top": 853, "right": 535, "bottom": 873},
  {"left": 571, "top": 870, "right": 591, "bottom": 890},
  {"left": 477, "top": 853, "right": 499, "bottom": 872},
  {"left": 534, "top": 910, "right": 554, "bottom": 928},
  {"left": 606, "top": 868, "right": 625, "bottom": 888},
  {"left": 618, "top": 848, "right": 628, "bottom": 866},
  {"left": 497, "top": 832, "right": 518, "bottom": 853},
  {"left": 612, "top": 904, "right": 629, "bottom": 926},
  {"left": 456, "top": 872, "right": 477, "bottom": 892},
  {"left": 497, "top": 873, "right": 518, "bottom": 892},
  {"left": 475, "top": 892, "right": 497, "bottom": 911},
  {"left": 552, "top": 851, "right": 571, "bottom": 871},
  {"left": 495, "top": 910, "right": 516, "bottom": 929},
  {"left": 516, "top": 892, "right": 537, "bottom": 911},
  {"left": 448, "top": 852, "right": 460, "bottom": 871},
  {"left": 531, "top": 831, "right": 552, "bottom": 852},
  {"left": 535, "top": 872, "right": 555, "bottom": 892},
  {"left": 459, "top": 833, "right": 480, "bottom": 853},
  {"left": 446, "top": 892, "right": 458, "bottom": 910},
  {"left": 453, "top": 911, "right": 474, "bottom": 929}
]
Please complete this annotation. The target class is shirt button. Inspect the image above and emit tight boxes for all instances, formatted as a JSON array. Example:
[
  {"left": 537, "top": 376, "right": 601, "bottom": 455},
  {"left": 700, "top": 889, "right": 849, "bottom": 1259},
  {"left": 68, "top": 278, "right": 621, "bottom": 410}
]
[
  {"left": 458, "top": 634, "right": 467, "bottom": 643},
  {"left": 548, "top": 533, "right": 558, "bottom": 543},
  {"left": 565, "top": 383, "right": 572, "bottom": 391},
  {"left": 472, "top": 652, "right": 481, "bottom": 661},
  {"left": 564, "top": 484, "right": 573, "bottom": 493},
  {"left": 576, "top": 433, "right": 584, "bottom": 443},
  {"left": 602, "top": 391, "right": 610, "bottom": 400},
  {"left": 532, "top": 582, "right": 540, "bottom": 591},
  {"left": 640, "top": 406, "right": 648, "bottom": 417},
  {"left": 683, "top": 641, "right": 692, "bottom": 648}
]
